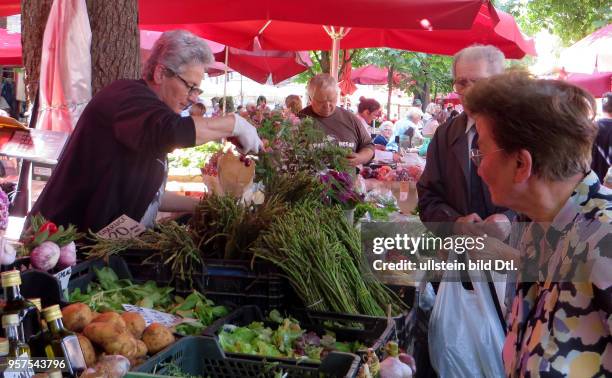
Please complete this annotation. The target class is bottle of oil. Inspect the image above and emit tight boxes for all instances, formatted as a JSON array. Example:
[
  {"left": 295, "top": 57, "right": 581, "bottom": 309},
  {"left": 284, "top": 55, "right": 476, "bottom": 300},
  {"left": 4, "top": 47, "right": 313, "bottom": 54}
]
[
  {"left": 42, "top": 305, "right": 86, "bottom": 378},
  {"left": 0, "top": 270, "right": 41, "bottom": 342},
  {"left": 0, "top": 337, "right": 8, "bottom": 373},
  {"left": 27, "top": 298, "right": 47, "bottom": 358}
]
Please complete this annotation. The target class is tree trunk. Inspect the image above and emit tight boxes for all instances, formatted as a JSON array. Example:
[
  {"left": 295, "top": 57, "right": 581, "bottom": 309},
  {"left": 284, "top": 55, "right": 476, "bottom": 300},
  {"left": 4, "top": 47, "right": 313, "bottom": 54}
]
[
  {"left": 386, "top": 65, "right": 394, "bottom": 119},
  {"left": 421, "top": 81, "right": 430, "bottom": 111},
  {"left": 86, "top": 0, "right": 140, "bottom": 94},
  {"left": 21, "top": 0, "right": 140, "bottom": 100},
  {"left": 320, "top": 51, "right": 330, "bottom": 74}
]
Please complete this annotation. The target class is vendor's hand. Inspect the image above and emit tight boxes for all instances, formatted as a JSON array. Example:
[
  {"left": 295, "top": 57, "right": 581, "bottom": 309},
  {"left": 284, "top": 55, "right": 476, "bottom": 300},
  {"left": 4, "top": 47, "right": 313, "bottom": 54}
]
[
  {"left": 347, "top": 153, "right": 361, "bottom": 166},
  {"left": 483, "top": 213, "right": 511, "bottom": 241},
  {"left": 232, "top": 114, "right": 263, "bottom": 154},
  {"left": 347, "top": 150, "right": 372, "bottom": 166},
  {"left": 453, "top": 213, "right": 483, "bottom": 236}
]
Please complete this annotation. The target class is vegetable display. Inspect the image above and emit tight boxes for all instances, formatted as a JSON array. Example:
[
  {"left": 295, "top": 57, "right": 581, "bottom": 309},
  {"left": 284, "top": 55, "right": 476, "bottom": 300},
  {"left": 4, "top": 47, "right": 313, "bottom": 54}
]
[
  {"left": 218, "top": 310, "right": 364, "bottom": 361},
  {"left": 19, "top": 214, "right": 82, "bottom": 271},
  {"left": 253, "top": 200, "right": 405, "bottom": 316}
]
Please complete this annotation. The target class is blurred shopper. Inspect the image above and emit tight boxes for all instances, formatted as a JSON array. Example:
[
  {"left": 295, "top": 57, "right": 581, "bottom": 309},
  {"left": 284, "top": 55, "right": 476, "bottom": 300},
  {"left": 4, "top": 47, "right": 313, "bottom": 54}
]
[
  {"left": 284, "top": 94, "right": 302, "bottom": 115},
  {"left": 592, "top": 91, "right": 612, "bottom": 182},
  {"left": 356, "top": 97, "right": 382, "bottom": 134}
]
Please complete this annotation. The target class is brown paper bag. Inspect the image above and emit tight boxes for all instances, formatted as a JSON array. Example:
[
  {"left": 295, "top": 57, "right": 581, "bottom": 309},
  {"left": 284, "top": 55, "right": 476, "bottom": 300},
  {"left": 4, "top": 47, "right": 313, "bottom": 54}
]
[{"left": 217, "top": 152, "right": 255, "bottom": 197}]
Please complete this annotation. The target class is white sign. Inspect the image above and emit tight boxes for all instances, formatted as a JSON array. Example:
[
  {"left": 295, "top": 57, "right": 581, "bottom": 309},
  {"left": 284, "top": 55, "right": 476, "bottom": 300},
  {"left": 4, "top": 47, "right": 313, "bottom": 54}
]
[
  {"left": 97, "top": 215, "right": 145, "bottom": 240},
  {"left": 122, "top": 305, "right": 182, "bottom": 328},
  {"left": 53, "top": 267, "right": 72, "bottom": 291}
]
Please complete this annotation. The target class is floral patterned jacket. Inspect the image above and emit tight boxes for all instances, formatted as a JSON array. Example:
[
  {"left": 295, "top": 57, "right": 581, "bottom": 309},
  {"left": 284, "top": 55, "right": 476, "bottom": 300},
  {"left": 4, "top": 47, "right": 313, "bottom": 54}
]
[{"left": 503, "top": 171, "right": 611, "bottom": 377}]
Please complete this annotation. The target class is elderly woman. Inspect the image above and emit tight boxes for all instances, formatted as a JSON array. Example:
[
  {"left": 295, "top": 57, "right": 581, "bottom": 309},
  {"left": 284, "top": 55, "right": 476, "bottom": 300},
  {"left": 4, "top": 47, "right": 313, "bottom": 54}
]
[
  {"left": 284, "top": 94, "right": 302, "bottom": 115},
  {"left": 372, "top": 121, "right": 394, "bottom": 150},
  {"left": 387, "top": 107, "right": 424, "bottom": 151},
  {"left": 29, "top": 30, "right": 262, "bottom": 233},
  {"left": 299, "top": 74, "right": 374, "bottom": 166},
  {"left": 463, "top": 71, "right": 611, "bottom": 377}
]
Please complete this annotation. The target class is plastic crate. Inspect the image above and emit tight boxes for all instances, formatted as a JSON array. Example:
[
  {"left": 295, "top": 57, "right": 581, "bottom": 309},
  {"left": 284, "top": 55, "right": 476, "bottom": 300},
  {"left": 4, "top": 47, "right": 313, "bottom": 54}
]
[
  {"left": 120, "top": 249, "right": 206, "bottom": 297},
  {"left": 203, "top": 305, "right": 395, "bottom": 361},
  {"left": 0, "top": 269, "right": 64, "bottom": 308},
  {"left": 201, "top": 258, "right": 285, "bottom": 311},
  {"left": 133, "top": 336, "right": 360, "bottom": 378}
]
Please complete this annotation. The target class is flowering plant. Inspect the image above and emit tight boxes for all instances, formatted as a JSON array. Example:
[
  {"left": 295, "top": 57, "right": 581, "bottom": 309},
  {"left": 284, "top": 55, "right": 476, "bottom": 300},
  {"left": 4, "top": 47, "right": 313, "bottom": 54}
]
[{"left": 319, "top": 170, "right": 364, "bottom": 210}]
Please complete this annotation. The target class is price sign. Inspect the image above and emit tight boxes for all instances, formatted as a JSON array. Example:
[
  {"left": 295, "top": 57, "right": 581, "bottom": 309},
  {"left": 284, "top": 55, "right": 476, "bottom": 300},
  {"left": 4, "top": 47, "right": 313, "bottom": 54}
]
[
  {"left": 97, "top": 215, "right": 145, "bottom": 240},
  {"left": 53, "top": 267, "right": 72, "bottom": 291},
  {"left": 122, "top": 305, "right": 182, "bottom": 328}
]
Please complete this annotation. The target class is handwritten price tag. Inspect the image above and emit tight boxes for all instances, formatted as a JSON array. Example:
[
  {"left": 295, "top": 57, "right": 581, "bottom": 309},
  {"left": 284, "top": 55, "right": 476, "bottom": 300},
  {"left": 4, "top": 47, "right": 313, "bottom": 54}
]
[
  {"left": 97, "top": 215, "right": 145, "bottom": 240},
  {"left": 53, "top": 267, "right": 72, "bottom": 291},
  {"left": 122, "top": 305, "right": 182, "bottom": 328}
]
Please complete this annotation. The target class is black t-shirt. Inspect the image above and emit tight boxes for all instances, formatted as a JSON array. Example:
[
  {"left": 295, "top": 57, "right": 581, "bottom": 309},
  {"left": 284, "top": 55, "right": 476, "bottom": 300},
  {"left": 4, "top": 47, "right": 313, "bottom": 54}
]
[
  {"left": 29, "top": 79, "right": 196, "bottom": 233},
  {"left": 298, "top": 106, "right": 374, "bottom": 153},
  {"left": 592, "top": 118, "right": 612, "bottom": 182}
]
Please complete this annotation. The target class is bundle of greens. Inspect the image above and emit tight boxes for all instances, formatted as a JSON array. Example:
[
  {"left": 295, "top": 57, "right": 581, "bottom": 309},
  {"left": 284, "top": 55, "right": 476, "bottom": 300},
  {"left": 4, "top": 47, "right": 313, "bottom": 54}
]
[
  {"left": 256, "top": 117, "right": 351, "bottom": 186},
  {"left": 84, "top": 221, "right": 202, "bottom": 283},
  {"left": 218, "top": 310, "right": 364, "bottom": 361},
  {"left": 252, "top": 200, "right": 405, "bottom": 316},
  {"left": 169, "top": 291, "right": 229, "bottom": 336},
  {"left": 190, "top": 194, "right": 286, "bottom": 260},
  {"left": 68, "top": 267, "right": 174, "bottom": 312},
  {"left": 354, "top": 201, "right": 399, "bottom": 222},
  {"left": 168, "top": 141, "right": 223, "bottom": 169}
]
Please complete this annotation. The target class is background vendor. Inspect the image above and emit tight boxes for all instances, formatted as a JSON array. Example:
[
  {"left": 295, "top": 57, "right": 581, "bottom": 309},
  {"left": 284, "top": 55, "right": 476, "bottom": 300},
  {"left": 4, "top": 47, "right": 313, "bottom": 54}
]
[
  {"left": 28, "top": 30, "right": 262, "bottom": 233},
  {"left": 298, "top": 74, "right": 374, "bottom": 166}
]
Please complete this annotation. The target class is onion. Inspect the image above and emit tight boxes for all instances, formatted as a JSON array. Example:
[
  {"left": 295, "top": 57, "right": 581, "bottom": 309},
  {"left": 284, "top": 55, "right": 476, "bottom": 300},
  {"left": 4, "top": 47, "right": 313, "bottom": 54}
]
[
  {"left": 380, "top": 342, "right": 413, "bottom": 378},
  {"left": 57, "top": 241, "right": 77, "bottom": 268},
  {"left": 30, "top": 241, "right": 60, "bottom": 271},
  {"left": 0, "top": 238, "right": 16, "bottom": 265}
]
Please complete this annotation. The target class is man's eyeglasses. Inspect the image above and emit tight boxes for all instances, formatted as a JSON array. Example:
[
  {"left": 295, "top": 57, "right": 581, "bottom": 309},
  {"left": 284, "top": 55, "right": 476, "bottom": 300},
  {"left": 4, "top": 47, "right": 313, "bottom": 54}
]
[
  {"left": 453, "top": 77, "right": 483, "bottom": 92},
  {"left": 470, "top": 148, "right": 504, "bottom": 167},
  {"left": 164, "top": 67, "right": 203, "bottom": 96}
]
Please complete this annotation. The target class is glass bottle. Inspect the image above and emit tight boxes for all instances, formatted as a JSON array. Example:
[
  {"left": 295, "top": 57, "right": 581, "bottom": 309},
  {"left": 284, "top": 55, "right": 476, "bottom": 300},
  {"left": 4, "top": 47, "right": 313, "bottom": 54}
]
[
  {"left": 2, "top": 314, "right": 30, "bottom": 358},
  {"left": 27, "top": 298, "right": 47, "bottom": 358},
  {"left": 42, "top": 305, "right": 86, "bottom": 378},
  {"left": 0, "top": 270, "right": 41, "bottom": 342},
  {"left": 0, "top": 337, "right": 8, "bottom": 375}
]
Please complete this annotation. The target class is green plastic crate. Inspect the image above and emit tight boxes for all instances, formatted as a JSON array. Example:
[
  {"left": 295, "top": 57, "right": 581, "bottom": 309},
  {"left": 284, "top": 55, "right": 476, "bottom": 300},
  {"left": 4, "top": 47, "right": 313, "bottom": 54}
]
[{"left": 132, "top": 336, "right": 360, "bottom": 377}]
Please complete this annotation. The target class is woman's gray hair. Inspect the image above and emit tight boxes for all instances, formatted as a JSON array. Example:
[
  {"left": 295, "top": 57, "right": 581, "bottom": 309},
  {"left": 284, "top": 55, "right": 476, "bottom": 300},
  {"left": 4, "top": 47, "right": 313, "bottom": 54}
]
[
  {"left": 452, "top": 44, "right": 505, "bottom": 78},
  {"left": 306, "top": 74, "right": 338, "bottom": 98},
  {"left": 406, "top": 107, "right": 423, "bottom": 120},
  {"left": 143, "top": 30, "right": 213, "bottom": 81}
]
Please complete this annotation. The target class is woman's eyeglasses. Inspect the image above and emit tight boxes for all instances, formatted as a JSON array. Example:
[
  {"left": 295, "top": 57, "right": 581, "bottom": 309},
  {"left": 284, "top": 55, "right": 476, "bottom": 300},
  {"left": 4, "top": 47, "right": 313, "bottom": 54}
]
[{"left": 470, "top": 148, "right": 504, "bottom": 166}]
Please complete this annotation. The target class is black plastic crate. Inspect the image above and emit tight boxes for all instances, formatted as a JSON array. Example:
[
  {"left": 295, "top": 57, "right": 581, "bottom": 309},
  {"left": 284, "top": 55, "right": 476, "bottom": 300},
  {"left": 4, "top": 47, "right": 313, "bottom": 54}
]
[
  {"left": 201, "top": 258, "right": 285, "bottom": 311},
  {"left": 120, "top": 249, "right": 206, "bottom": 297},
  {"left": 133, "top": 336, "right": 360, "bottom": 378},
  {"left": 203, "top": 305, "right": 395, "bottom": 361},
  {"left": 0, "top": 269, "right": 64, "bottom": 308}
]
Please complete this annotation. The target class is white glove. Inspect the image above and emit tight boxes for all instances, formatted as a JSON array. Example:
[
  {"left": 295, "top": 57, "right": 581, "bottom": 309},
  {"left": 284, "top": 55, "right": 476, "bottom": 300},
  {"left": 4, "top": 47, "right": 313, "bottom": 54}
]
[{"left": 232, "top": 114, "right": 263, "bottom": 154}]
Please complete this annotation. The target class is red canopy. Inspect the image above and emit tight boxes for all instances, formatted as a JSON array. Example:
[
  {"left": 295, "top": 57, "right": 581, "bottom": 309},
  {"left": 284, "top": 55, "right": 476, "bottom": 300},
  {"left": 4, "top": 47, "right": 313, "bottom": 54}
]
[
  {"left": 142, "top": 30, "right": 310, "bottom": 84},
  {"left": 0, "top": 3, "right": 19, "bottom": 17},
  {"left": 0, "top": 28, "right": 22, "bottom": 66},
  {"left": 565, "top": 72, "right": 612, "bottom": 98},
  {"left": 140, "top": 2, "right": 534, "bottom": 59},
  {"left": 560, "top": 24, "right": 611, "bottom": 74}
]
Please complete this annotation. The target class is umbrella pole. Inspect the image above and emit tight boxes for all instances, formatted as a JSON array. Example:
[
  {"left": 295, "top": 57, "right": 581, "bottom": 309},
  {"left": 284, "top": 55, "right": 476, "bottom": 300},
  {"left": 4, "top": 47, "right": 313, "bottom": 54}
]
[
  {"left": 222, "top": 48, "right": 229, "bottom": 115},
  {"left": 323, "top": 26, "right": 351, "bottom": 81}
]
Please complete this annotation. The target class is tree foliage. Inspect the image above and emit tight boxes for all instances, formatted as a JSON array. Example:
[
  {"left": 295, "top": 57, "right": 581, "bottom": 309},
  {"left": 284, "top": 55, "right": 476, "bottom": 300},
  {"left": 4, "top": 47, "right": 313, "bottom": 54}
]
[{"left": 501, "top": 0, "right": 611, "bottom": 45}]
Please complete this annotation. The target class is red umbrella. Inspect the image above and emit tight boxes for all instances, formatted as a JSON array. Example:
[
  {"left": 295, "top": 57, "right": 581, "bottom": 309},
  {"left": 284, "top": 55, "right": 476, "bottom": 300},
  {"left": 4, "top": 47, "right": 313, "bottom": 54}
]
[
  {"left": 445, "top": 92, "right": 461, "bottom": 105},
  {"left": 560, "top": 24, "right": 611, "bottom": 74},
  {"left": 0, "top": 3, "right": 19, "bottom": 17},
  {"left": 0, "top": 28, "right": 21, "bottom": 66},
  {"left": 350, "top": 65, "right": 404, "bottom": 85},
  {"left": 564, "top": 72, "right": 611, "bottom": 98}
]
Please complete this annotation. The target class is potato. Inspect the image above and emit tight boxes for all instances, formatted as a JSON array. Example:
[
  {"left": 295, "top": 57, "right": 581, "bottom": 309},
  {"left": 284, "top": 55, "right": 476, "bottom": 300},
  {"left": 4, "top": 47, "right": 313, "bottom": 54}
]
[
  {"left": 62, "top": 303, "right": 93, "bottom": 332},
  {"left": 77, "top": 334, "right": 96, "bottom": 367},
  {"left": 91, "top": 312, "right": 126, "bottom": 330},
  {"left": 121, "top": 312, "right": 146, "bottom": 339},
  {"left": 102, "top": 333, "right": 137, "bottom": 357},
  {"left": 83, "top": 322, "right": 123, "bottom": 346},
  {"left": 142, "top": 323, "right": 175, "bottom": 354},
  {"left": 134, "top": 339, "right": 148, "bottom": 358}
]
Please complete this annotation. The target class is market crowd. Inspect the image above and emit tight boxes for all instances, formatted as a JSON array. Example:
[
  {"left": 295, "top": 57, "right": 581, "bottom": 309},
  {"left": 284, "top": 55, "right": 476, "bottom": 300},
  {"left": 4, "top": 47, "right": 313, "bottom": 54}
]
[{"left": 19, "top": 29, "right": 611, "bottom": 377}]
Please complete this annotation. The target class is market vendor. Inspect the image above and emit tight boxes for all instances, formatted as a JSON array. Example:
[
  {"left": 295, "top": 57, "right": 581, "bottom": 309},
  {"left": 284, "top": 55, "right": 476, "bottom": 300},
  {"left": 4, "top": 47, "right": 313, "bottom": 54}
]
[
  {"left": 28, "top": 30, "right": 262, "bottom": 233},
  {"left": 298, "top": 74, "right": 374, "bottom": 166}
]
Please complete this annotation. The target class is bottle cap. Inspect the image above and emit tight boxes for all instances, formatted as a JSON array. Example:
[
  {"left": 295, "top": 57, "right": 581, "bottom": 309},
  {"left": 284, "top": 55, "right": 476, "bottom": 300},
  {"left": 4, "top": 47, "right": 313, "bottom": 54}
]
[
  {"left": 28, "top": 298, "right": 42, "bottom": 312},
  {"left": 42, "top": 304, "right": 63, "bottom": 322},
  {"left": 2, "top": 313, "right": 19, "bottom": 327},
  {"left": 0, "top": 270, "right": 21, "bottom": 287},
  {"left": 0, "top": 338, "right": 8, "bottom": 355},
  {"left": 48, "top": 370, "right": 62, "bottom": 378}
]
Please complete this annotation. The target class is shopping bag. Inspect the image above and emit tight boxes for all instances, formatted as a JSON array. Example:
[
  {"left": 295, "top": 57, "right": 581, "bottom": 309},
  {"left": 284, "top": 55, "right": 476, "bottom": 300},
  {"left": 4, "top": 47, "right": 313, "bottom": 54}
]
[{"left": 428, "top": 263, "right": 505, "bottom": 378}]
